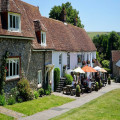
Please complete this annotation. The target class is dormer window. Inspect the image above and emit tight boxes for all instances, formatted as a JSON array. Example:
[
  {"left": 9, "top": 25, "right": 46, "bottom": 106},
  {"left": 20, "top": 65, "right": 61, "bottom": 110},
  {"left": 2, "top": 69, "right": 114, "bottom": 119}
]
[
  {"left": 8, "top": 12, "right": 21, "bottom": 32},
  {"left": 41, "top": 31, "right": 46, "bottom": 46}
]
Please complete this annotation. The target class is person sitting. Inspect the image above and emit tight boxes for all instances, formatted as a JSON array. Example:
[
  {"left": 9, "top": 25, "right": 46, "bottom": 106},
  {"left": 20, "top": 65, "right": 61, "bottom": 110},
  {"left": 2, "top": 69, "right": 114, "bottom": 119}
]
[{"left": 72, "top": 79, "right": 76, "bottom": 88}]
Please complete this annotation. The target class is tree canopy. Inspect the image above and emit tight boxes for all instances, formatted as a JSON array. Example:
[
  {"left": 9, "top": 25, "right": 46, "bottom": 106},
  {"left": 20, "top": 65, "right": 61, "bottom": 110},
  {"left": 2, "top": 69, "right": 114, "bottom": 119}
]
[
  {"left": 49, "top": 2, "right": 84, "bottom": 28},
  {"left": 93, "top": 31, "right": 120, "bottom": 61}
]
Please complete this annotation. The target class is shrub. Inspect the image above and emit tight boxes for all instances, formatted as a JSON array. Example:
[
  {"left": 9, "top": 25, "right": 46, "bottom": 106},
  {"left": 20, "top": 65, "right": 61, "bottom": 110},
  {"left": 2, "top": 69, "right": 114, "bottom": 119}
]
[
  {"left": 38, "top": 88, "right": 44, "bottom": 97},
  {"left": 102, "top": 60, "right": 110, "bottom": 68},
  {"left": 17, "top": 78, "right": 34, "bottom": 101},
  {"left": 76, "top": 85, "right": 81, "bottom": 93},
  {"left": 76, "top": 85, "right": 81, "bottom": 97},
  {"left": 10, "top": 87, "right": 19, "bottom": 99},
  {"left": 45, "top": 85, "right": 51, "bottom": 95},
  {"left": 34, "top": 91, "right": 39, "bottom": 99},
  {"left": 45, "top": 90, "right": 50, "bottom": 95},
  {"left": 7, "top": 96, "right": 16, "bottom": 105},
  {"left": 54, "top": 68, "right": 60, "bottom": 91},
  {"left": 0, "top": 94, "right": 6, "bottom": 106},
  {"left": 64, "top": 74, "right": 73, "bottom": 85},
  {"left": 17, "top": 96, "right": 23, "bottom": 103}
]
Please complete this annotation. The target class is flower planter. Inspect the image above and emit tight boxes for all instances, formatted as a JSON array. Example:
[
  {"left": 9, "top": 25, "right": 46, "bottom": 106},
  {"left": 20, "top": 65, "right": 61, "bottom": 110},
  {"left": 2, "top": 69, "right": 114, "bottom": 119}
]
[{"left": 76, "top": 92, "right": 80, "bottom": 97}]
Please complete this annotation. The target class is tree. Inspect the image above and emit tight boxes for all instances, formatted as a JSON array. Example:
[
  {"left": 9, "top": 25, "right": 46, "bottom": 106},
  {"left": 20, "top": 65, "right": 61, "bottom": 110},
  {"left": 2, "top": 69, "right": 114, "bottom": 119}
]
[
  {"left": 49, "top": 2, "right": 84, "bottom": 28},
  {"left": 106, "top": 31, "right": 120, "bottom": 59}
]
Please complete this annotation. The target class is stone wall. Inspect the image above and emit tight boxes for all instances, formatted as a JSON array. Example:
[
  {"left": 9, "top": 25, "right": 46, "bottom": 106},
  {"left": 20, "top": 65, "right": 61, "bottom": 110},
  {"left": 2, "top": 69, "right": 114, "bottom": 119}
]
[{"left": 0, "top": 38, "right": 52, "bottom": 93}]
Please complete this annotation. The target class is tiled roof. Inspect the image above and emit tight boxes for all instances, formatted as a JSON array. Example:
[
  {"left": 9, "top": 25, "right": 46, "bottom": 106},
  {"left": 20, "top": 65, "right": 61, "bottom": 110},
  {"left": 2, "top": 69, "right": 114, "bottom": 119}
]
[
  {"left": 0, "top": 0, "right": 96, "bottom": 52},
  {"left": 112, "top": 50, "right": 120, "bottom": 62},
  {"left": 33, "top": 17, "right": 96, "bottom": 52},
  {"left": 0, "top": 0, "right": 41, "bottom": 38}
]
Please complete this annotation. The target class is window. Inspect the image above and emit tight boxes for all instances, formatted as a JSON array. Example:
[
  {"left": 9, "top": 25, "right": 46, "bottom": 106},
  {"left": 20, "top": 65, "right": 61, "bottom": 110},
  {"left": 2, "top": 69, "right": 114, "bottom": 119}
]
[
  {"left": 59, "top": 54, "right": 62, "bottom": 64},
  {"left": 87, "top": 54, "right": 89, "bottom": 60},
  {"left": 41, "top": 31, "right": 46, "bottom": 46},
  {"left": 77, "top": 55, "right": 82, "bottom": 64},
  {"left": 67, "top": 53, "right": 70, "bottom": 69},
  {"left": 38, "top": 70, "right": 42, "bottom": 87},
  {"left": 8, "top": 12, "right": 21, "bottom": 32},
  {"left": 6, "top": 58, "right": 20, "bottom": 80}
]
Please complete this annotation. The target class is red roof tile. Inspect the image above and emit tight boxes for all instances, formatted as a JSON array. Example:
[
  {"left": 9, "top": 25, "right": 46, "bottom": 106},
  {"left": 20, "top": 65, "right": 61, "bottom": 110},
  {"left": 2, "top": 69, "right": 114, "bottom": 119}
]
[
  {"left": 0, "top": 0, "right": 96, "bottom": 52},
  {"left": 112, "top": 50, "right": 120, "bottom": 62}
]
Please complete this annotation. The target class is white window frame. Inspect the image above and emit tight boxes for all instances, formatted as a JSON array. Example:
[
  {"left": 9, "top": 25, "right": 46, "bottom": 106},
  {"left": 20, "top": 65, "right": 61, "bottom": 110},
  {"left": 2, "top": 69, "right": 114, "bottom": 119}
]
[
  {"left": 6, "top": 58, "right": 20, "bottom": 80},
  {"left": 8, "top": 12, "right": 21, "bottom": 32},
  {"left": 38, "top": 70, "right": 42, "bottom": 88},
  {"left": 41, "top": 31, "right": 46, "bottom": 46}
]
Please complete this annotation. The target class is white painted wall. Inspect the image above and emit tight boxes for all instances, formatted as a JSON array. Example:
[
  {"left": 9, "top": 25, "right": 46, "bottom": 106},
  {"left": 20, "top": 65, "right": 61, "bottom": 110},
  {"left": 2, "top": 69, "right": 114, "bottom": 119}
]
[{"left": 52, "top": 51, "right": 96, "bottom": 75}]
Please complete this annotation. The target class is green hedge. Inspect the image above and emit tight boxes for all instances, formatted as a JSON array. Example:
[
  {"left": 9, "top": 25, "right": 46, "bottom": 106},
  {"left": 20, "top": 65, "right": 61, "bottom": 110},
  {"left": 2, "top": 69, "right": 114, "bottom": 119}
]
[
  {"left": 64, "top": 74, "right": 73, "bottom": 85},
  {"left": 54, "top": 68, "right": 60, "bottom": 91}
]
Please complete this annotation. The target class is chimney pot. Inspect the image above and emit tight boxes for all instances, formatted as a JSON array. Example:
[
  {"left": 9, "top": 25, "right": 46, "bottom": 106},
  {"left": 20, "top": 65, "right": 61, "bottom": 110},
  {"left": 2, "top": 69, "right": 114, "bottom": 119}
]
[
  {"left": 61, "top": 7, "right": 67, "bottom": 22},
  {"left": 74, "top": 16, "right": 78, "bottom": 26}
]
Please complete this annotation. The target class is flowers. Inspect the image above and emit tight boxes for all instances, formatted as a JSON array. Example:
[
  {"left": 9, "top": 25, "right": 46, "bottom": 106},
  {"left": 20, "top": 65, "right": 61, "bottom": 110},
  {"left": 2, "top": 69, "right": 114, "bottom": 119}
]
[
  {"left": 87, "top": 60, "right": 90, "bottom": 64},
  {"left": 92, "top": 59, "right": 96, "bottom": 63},
  {"left": 5, "top": 67, "right": 8, "bottom": 72},
  {"left": 82, "top": 61, "right": 86, "bottom": 65}
]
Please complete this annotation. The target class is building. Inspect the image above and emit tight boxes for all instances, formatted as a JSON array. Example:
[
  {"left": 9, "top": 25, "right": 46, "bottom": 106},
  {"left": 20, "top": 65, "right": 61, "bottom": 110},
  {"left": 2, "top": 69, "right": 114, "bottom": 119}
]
[
  {"left": 0, "top": 0, "right": 96, "bottom": 92},
  {"left": 112, "top": 50, "right": 120, "bottom": 77}
]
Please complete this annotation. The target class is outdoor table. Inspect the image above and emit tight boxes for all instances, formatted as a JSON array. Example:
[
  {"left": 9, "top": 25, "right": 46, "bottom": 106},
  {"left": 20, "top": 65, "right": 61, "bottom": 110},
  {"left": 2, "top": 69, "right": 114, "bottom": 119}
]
[{"left": 66, "top": 85, "right": 73, "bottom": 95}]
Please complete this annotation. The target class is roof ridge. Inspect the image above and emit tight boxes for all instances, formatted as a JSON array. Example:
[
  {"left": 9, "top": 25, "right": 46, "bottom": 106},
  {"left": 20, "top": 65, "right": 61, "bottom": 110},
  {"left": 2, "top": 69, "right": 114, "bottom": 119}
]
[
  {"left": 42, "top": 16, "right": 84, "bottom": 30},
  {"left": 20, "top": 0, "right": 38, "bottom": 9}
]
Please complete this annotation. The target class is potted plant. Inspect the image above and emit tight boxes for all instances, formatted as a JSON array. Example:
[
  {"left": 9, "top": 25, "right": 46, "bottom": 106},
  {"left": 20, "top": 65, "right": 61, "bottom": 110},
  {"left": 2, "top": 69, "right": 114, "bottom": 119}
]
[
  {"left": 92, "top": 59, "right": 96, "bottom": 63},
  {"left": 76, "top": 85, "right": 81, "bottom": 97},
  {"left": 108, "top": 77, "right": 111, "bottom": 85},
  {"left": 95, "top": 82, "right": 99, "bottom": 91},
  {"left": 82, "top": 61, "right": 86, "bottom": 65},
  {"left": 87, "top": 60, "right": 90, "bottom": 64}
]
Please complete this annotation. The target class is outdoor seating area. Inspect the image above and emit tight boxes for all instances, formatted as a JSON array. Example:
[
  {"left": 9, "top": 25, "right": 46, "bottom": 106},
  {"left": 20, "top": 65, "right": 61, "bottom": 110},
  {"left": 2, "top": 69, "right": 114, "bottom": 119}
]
[{"left": 62, "top": 65, "right": 109, "bottom": 97}]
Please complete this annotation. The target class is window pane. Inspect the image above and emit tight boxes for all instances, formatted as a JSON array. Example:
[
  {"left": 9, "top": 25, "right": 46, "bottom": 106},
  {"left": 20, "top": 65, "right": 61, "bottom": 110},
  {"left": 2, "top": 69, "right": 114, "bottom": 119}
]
[
  {"left": 13, "top": 60, "right": 16, "bottom": 75},
  {"left": 16, "top": 16, "right": 19, "bottom": 29},
  {"left": 17, "top": 60, "right": 19, "bottom": 75},
  {"left": 13, "top": 16, "right": 15, "bottom": 28},
  {"left": 10, "top": 60, "right": 12, "bottom": 76},
  {"left": 6, "top": 62, "right": 9, "bottom": 77},
  {"left": 42, "top": 33, "right": 44, "bottom": 43},
  {"left": 10, "top": 15, "right": 12, "bottom": 28}
]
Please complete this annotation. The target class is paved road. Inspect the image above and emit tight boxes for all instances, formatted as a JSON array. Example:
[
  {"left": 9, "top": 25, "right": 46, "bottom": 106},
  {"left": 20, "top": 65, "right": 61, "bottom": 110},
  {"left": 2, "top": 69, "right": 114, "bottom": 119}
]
[{"left": 18, "top": 82, "right": 120, "bottom": 120}]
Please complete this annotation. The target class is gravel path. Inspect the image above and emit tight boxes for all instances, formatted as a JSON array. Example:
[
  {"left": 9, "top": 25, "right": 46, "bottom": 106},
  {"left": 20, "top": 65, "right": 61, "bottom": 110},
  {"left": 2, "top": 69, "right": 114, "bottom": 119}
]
[{"left": 18, "top": 82, "right": 120, "bottom": 120}]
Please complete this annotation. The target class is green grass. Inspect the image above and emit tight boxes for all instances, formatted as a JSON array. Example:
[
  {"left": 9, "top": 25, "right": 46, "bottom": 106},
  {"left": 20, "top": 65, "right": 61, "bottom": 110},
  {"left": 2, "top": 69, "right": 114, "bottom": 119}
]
[
  {"left": 51, "top": 89, "right": 120, "bottom": 120},
  {"left": 87, "top": 32, "right": 109, "bottom": 39},
  {"left": 5, "top": 95, "right": 74, "bottom": 116},
  {"left": 87, "top": 32, "right": 120, "bottom": 40},
  {"left": 0, "top": 113, "right": 14, "bottom": 120}
]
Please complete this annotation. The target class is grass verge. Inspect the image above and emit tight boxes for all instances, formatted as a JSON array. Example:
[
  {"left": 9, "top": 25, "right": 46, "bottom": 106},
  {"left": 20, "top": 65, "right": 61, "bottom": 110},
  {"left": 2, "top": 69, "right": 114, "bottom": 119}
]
[
  {"left": 51, "top": 89, "right": 120, "bottom": 120},
  {"left": 0, "top": 113, "right": 14, "bottom": 120},
  {"left": 5, "top": 95, "right": 74, "bottom": 116}
]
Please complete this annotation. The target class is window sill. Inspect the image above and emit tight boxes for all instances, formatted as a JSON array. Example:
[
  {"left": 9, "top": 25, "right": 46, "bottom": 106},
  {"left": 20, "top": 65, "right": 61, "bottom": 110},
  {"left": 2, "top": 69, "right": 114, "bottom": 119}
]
[
  {"left": 5, "top": 77, "right": 20, "bottom": 82},
  {"left": 6, "top": 76, "right": 20, "bottom": 81},
  {"left": 8, "top": 29, "right": 21, "bottom": 32}
]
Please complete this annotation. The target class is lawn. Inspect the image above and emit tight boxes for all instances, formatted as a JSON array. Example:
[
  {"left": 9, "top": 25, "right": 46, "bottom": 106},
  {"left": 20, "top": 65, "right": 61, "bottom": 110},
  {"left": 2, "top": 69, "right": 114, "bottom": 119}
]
[
  {"left": 87, "top": 32, "right": 109, "bottom": 39},
  {"left": 0, "top": 113, "right": 14, "bottom": 120},
  {"left": 5, "top": 95, "right": 74, "bottom": 116},
  {"left": 51, "top": 89, "right": 120, "bottom": 120}
]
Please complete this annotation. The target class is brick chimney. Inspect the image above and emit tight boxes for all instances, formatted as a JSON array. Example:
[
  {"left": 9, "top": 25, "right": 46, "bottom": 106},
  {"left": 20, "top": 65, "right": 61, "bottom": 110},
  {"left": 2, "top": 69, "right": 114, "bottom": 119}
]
[
  {"left": 0, "top": 0, "right": 9, "bottom": 12},
  {"left": 74, "top": 16, "right": 78, "bottom": 26},
  {"left": 34, "top": 20, "right": 41, "bottom": 43},
  {"left": 61, "top": 7, "right": 67, "bottom": 22}
]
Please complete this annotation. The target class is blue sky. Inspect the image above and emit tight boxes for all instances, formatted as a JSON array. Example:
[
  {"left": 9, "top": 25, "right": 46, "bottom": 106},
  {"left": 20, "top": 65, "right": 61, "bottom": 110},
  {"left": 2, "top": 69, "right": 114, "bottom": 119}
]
[{"left": 22, "top": 0, "right": 120, "bottom": 32}]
